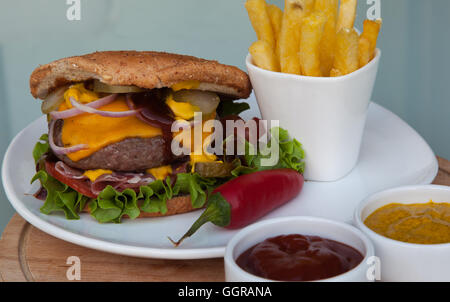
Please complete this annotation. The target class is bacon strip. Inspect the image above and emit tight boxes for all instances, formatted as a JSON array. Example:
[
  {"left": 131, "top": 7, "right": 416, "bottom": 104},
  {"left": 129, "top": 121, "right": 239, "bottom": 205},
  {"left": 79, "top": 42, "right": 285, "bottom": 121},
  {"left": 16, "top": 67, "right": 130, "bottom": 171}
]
[{"left": 46, "top": 161, "right": 155, "bottom": 197}]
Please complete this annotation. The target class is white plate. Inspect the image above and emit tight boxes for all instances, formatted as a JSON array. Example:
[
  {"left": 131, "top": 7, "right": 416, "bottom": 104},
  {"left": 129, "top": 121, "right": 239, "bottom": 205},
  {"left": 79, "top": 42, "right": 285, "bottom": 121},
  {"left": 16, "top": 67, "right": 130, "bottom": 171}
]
[{"left": 2, "top": 95, "right": 438, "bottom": 259}]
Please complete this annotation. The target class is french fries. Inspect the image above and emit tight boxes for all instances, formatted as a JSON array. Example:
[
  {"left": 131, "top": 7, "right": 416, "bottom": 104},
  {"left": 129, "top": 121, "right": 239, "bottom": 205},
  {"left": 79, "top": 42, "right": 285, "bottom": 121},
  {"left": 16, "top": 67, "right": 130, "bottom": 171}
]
[
  {"left": 245, "top": 0, "right": 381, "bottom": 77},
  {"left": 337, "top": 0, "right": 357, "bottom": 32},
  {"left": 359, "top": 19, "right": 382, "bottom": 67},
  {"left": 315, "top": 0, "right": 339, "bottom": 76},
  {"left": 299, "top": 11, "right": 327, "bottom": 77},
  {"left": 249, "top": 40, "right": 279, "bottom": 72},
  {"left": 279, "top": 0, "right": 315, "bottom": 74},
  {"left": 245, "top": 0, "right": 279, "bottom": 71},
  {"left": 332, "top": 28, "right": 359, "bottom": 76},
  {"left": 245, "top": 0, "right": 276, "bottom": 50}
]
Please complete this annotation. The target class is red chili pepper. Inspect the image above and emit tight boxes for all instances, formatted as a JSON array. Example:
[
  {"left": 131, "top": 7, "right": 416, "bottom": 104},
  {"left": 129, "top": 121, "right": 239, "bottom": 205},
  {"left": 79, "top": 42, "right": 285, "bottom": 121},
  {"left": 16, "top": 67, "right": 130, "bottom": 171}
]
[{"left": 169, "top": 169, "right": 304, "bottom": 246}]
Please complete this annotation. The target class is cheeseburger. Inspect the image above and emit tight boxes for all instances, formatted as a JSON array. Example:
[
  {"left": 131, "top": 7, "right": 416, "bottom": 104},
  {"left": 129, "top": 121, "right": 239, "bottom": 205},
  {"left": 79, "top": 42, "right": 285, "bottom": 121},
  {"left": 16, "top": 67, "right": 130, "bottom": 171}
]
[{"left": 30, "top": 51, "right": 302, "bottom": 223}]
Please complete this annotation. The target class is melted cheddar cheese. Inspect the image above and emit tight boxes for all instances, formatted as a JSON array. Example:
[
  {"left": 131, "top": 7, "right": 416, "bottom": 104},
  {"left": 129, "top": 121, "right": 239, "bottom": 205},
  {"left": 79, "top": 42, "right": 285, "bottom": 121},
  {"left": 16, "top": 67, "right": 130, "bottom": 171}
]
[
  {"left": 59, "top": 96, "right": 162, "bottom": 162},
  {"left": 171, "top": 80, "right": 200, "bottom": 91},
  {"left": 83, "top": 169, "right": 113, "bottom": 182},
  {"left": 172, "top": 117, "right": 217, "bottom": 171},
  {"left": 165, "top": 93, "right": 200, "bottom": 120},
  {"left": 147, "top": 165, "right": 173, "bottom": 180},
  {"left": 64, "top": 83, "right": 98, "bottom": 108}
]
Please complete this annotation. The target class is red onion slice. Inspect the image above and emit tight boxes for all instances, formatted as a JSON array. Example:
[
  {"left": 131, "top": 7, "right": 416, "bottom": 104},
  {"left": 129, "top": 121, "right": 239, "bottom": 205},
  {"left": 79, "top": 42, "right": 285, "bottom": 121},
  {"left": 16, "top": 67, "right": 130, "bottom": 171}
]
[
  {"left": 48, "top": 120, "right": 89, "bottom": 155},
  {"left": 126, "top": 94, "right": 135, "bottom": 109},
  {"left": 70, "top": 97, "right": 140, "bottom": 118},
  {"left": 50, "top": 94, "right": 118, "bottom": 120}
]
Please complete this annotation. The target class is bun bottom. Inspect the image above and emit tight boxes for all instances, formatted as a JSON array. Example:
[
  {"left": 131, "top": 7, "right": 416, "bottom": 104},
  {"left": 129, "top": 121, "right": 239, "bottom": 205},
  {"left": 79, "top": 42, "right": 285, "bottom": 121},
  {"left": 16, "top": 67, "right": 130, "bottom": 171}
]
[{"left": 81, "top": 195, "right": 200, "bottom": 218}]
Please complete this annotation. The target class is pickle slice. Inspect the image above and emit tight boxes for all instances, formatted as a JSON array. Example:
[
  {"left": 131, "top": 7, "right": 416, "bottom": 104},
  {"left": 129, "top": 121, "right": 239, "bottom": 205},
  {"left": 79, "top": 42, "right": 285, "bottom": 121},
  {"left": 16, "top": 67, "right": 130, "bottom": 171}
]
[
  {"left": 93, "top": 80, "right": 146, "bottom": 93},
  {"left": 41, "top": 85, "right": 69, "bottom": 114},
  {"left": 194, "top": 162, "right": 235, "bottom": 178},
  {"left": 172, "top": 90, "right": 220, "bottom": 116}
]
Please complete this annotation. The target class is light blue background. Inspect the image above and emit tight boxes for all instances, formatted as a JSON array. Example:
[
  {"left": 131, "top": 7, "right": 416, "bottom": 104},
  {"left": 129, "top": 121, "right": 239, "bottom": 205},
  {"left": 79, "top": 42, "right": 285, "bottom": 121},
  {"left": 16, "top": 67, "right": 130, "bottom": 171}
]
[{"left": 0, "top": 0, "right": 449, "bottom": 233}]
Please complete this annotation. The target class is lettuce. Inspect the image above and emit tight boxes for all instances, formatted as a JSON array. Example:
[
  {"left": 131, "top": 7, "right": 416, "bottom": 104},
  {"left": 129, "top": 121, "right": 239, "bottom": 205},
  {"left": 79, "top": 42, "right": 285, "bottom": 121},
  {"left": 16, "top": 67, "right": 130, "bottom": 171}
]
[
  {"left": 32, "top": 167, "right": 218, "bottom": 223},
  {"left": 231, "top": 127, "right": 305, "bottom": 176},
  {"left": 31, "top": 170, "right": 88, "bottom": 220},
  {"left": 88, "top": 175, "right": 218, "bottom": 223},
  {"left": 33, "top": 134, "right": 49, "bottom": 163}
]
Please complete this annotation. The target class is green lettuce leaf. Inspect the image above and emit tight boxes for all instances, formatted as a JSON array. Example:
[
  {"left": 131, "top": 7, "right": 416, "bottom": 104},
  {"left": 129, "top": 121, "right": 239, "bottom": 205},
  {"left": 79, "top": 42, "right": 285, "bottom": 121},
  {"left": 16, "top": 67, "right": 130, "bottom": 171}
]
[
  {"left": 89, "top": 186, "right": 140, "bottom": 223},
  {"left": 231, "top": 127, "right": 305, "bottom": 175},
  {"left": 33, "top": 134, "right": 49, "bottom": 164},
  {"left": 88, "top": 173, "right": 218, "bottom": 223},
  {"left": 31, "top": 170, "right": 88, "bottom": 220},
  {"left": 173, "top": 173, "right": 217, "bottom": 208}
]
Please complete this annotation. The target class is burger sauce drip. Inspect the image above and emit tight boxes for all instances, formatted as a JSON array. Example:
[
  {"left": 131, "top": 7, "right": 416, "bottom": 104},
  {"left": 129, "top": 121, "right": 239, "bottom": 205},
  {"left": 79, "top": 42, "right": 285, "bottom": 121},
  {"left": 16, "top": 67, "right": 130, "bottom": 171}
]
[
  {"left": 129, "top": 92, "right": 175, "bottom": 161},
  {"left": 236, "top": 234, "right": 364, "bottom": 281}
]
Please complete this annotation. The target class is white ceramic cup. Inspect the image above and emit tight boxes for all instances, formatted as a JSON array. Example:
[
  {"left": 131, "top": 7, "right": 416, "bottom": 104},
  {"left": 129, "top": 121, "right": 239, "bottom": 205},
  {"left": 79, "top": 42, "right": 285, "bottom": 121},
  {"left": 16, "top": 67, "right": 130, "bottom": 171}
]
[
  {"left": 224, "top": 216, "right": 375, "bottom": 282},
  {"left": 246, "top": 50, "right": 381, "bottom": 182},
  {"left": 354, "top": 185, "right": 450, "bottom": 282}
]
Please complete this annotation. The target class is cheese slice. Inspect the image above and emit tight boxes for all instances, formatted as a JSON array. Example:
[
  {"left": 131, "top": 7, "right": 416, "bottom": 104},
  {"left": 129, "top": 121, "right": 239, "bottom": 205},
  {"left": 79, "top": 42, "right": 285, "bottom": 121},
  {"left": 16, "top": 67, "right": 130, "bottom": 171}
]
[
  {"left": 59, "top": 96, "right": 162, "bottom": 162},
  {"left": 83, "top": 169, "right": 113, "bottom": 182},
  {"left": 171, "top": 80, "right": 200, "bottom": 91},
  {"left": 147, "top": 165, "right": 172, "bottom": 180},
  {"left": 165, "top": 93, "right": 200, "bottom": 120}
]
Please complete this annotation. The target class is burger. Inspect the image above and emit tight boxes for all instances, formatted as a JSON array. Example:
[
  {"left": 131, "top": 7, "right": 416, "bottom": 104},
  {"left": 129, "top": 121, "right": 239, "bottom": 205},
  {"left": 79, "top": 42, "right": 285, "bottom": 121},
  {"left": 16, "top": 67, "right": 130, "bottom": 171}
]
[{"left": 30, "top": 51, "right": 304, "bottom": 223}]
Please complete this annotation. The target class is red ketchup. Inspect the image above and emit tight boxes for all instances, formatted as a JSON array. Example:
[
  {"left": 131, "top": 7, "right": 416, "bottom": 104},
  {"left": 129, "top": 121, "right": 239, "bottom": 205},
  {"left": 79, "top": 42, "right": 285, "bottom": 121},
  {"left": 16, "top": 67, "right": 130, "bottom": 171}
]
[{"left": 236, "top": 234, "right": 364, "bottom": 281}]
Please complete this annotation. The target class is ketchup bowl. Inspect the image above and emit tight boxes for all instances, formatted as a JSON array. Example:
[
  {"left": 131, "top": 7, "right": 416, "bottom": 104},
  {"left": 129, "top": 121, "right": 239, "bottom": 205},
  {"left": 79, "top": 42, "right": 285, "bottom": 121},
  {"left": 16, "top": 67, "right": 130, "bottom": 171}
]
[{"left": 224, "top": 216, "right": 375, "bottom": 282}]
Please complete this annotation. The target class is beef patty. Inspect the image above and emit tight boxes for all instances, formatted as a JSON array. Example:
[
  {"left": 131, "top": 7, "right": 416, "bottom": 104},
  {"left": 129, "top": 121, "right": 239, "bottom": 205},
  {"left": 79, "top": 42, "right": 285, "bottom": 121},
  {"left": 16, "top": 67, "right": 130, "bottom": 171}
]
[{"left": 52, "top": 120, "right": 175, "bottom": 171}]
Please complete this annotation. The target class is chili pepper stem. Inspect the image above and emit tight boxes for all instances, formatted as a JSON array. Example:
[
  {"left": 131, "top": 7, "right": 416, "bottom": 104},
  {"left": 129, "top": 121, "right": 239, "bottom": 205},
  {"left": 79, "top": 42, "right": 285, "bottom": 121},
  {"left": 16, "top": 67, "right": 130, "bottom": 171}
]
[
  {"left": 168, "top": 193, "right": 231, "bottom": 247},
  {"left": 168, "top": 213, "right": 211, "bottom": 247}
]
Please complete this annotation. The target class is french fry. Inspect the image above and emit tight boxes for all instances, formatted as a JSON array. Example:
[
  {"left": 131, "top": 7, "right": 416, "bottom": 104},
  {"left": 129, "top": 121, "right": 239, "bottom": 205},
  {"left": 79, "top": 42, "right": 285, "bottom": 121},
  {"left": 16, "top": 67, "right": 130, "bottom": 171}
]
[
  {"left": 249, "top": 40, "right": 279, "bottom": 72},
  {"left": 267, "top": 4, "right": 283, "bottom": 61},
  {"left": 330, "top": 68, "right": 343, "bottom": 77},
  {"left": 267, "top": 4, "right": 283, "bottom": 38},
  {"left": 299, "top": 11, "right": 327, "bottom": 77},
  {"left": 318, "top": 14, "right": 337, "bottom": 76},
  {"left": 245, "top": 0, "right": 276, "bottom": 50},
  {"left": 332, "top": 28, "right": 359, "bottom": 76},
  {"left": 337, "top": 0, "right": 357, "bottom": 32},
  {"left": 359, "top": 19, "right": 382, "bottom": 67},
  {"left": 315, "top": 0, "right": 339, "bottom": 76},
  {"left": 315, "top": 0, "right": 338, "bottom": 14},
  {"left": 279, "top": 0, "right": 315, "bottom": 74},
  {"left": 358, "top": 37, "right": 371, "bottom": 68}
]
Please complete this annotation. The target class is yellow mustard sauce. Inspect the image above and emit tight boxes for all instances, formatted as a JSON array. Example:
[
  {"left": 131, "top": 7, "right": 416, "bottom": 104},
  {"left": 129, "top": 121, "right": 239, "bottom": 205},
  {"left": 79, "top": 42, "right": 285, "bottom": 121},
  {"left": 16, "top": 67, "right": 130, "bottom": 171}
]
[{"left": 364, "top": 201, "right": 450, "bottom": 244}]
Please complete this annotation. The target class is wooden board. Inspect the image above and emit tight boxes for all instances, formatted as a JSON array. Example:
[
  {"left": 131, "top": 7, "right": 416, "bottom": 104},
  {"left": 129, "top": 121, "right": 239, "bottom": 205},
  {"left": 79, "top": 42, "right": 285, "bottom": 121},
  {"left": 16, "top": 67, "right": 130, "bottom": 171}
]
[{"left": 1, "top": 157, "right": 449, "bottom": 282}]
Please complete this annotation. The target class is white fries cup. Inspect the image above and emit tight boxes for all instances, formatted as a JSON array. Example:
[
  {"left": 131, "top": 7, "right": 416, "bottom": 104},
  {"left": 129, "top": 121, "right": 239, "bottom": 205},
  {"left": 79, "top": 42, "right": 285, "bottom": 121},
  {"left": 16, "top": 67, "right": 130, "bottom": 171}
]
[{"left": 246, "top": 50, "right": 381, "bottom": 181}]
